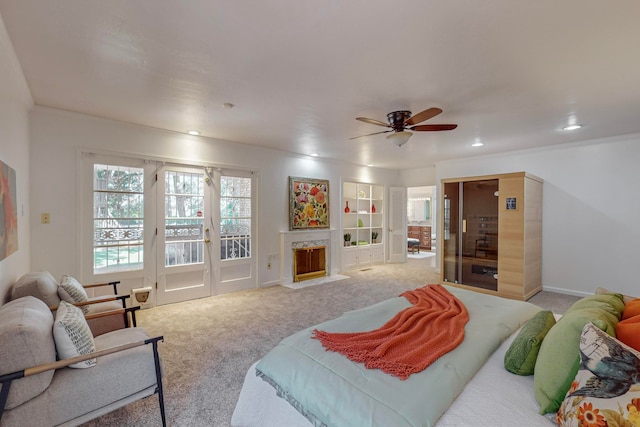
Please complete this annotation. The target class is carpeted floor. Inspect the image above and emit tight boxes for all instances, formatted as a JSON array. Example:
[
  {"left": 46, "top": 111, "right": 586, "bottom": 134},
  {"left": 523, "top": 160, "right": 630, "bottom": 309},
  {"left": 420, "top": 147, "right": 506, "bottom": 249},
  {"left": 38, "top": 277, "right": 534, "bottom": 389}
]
[
  {"left": 83, "top": 258, "right": 579, "bottom": 427},
  {"left": 407, "top": 251, "right": 436, "bottom": 259}
]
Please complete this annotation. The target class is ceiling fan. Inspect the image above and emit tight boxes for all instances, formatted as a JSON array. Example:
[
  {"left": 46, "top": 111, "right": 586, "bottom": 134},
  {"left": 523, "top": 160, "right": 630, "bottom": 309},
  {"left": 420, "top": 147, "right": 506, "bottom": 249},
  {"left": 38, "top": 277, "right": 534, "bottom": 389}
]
[{"left": 350, "top": 107, "right": 457, "bottom": 146}]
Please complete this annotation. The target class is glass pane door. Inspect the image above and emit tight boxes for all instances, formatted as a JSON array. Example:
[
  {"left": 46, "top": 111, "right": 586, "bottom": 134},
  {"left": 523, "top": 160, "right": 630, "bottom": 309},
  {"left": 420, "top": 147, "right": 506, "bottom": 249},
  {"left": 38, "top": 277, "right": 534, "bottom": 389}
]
[
  {"left": 156, "top": 166, "right": 212, "bottom": 305},
  {"left": 461, "top": 179, "right": 498, "bottom": 291},
  {"left": 442, "top": 179, "right": 499, "bottom": 291}
]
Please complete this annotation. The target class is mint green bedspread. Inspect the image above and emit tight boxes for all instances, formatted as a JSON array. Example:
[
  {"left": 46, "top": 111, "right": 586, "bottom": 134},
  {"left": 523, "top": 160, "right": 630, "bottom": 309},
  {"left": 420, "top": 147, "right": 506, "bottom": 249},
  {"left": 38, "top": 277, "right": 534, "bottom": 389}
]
[{"left": 256, "top": 285, "right": 541, "bottom": 427}]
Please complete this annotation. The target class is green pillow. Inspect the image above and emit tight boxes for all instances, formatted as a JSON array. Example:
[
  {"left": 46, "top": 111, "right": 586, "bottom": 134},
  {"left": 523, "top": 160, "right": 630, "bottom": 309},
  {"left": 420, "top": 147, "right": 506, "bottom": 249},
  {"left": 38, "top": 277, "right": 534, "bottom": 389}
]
[
  {"left": 504, "top": 310, "right": 556, "bottom": 375},
  {"left": 533, "top": 293, "right": 624, "bottom": 414}
]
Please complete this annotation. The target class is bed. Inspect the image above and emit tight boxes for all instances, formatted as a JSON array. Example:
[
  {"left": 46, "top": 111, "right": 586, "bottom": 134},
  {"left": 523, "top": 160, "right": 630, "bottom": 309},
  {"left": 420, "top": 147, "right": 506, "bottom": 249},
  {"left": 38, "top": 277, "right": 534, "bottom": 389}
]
[{"left": 231, "top": 285, "right": 558, "bottom": 427}]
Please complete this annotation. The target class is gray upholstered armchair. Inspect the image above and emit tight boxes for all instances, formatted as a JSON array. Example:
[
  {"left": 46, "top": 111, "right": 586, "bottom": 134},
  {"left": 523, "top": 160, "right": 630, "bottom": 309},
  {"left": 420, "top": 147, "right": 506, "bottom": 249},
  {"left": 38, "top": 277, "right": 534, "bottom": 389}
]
[
  {"left": 10, "top": 271, "right": 139, "bottom": 336},
  {"left": 0, "top": 296, "right": 165, "bottom": 426}
]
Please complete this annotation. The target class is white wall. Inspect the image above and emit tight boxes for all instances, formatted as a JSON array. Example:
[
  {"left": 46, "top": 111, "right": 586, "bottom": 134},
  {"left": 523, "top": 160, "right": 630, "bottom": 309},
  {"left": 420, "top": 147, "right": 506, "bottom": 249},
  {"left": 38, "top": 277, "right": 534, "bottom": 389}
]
[
  {"left": 0, "top": 15, "right": 33, "bottom": 302},
  {"left": 435, "top": 135, "right": 640, "bottom": 297},
  {"left": 29, "top": 107, "right": 401, "bottom": 293},
  {"left": 20, "top": 96, "right": 640, "bottom": 301},
  {"left": 400, "top": 165, "right": 436, "bottom": 187}
]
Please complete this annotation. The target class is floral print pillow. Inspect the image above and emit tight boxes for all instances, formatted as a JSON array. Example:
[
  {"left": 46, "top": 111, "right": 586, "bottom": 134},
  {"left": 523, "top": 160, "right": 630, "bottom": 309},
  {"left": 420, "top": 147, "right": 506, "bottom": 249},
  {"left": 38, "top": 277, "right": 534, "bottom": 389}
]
[{"left": 557, "top": 322, "right": 640, "bottom": 427}]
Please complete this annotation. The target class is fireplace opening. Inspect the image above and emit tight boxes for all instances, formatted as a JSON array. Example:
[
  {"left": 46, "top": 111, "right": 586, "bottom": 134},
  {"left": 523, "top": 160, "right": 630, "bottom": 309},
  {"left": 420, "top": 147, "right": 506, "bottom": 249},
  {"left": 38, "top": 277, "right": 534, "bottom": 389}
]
[{"left": 293, "top": 246, "right": 326, "bottom": 282}]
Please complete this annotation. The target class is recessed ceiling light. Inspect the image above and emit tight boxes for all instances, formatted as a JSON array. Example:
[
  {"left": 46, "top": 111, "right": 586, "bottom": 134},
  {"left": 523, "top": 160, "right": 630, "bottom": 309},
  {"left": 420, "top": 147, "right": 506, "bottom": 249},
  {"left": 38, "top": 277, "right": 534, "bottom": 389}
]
[
  {"left": 472, "top": 141, "right": 483, "bottom": 147},
  {"left": 187, "top": 130, "right": 201, "bottom": 136},
  {"left": 310, "top": 153, "right": 319, "bottom": 157},
  {"left": 367, "top": 164, "right": 374, "bottom": 167},
  {"left": 563, "top": 124, "right": 582, "bottom": 131}
]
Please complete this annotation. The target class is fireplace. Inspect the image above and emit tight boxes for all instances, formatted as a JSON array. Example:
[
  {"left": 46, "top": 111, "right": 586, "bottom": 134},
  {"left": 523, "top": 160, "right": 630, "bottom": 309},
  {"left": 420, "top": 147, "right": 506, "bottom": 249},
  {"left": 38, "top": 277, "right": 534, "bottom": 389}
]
[
  {"left": 293, "top": 246, "right": 326, "bottom": 282},
  {"left": 280, "top": 229, "right": 337, "bottom": 286}
]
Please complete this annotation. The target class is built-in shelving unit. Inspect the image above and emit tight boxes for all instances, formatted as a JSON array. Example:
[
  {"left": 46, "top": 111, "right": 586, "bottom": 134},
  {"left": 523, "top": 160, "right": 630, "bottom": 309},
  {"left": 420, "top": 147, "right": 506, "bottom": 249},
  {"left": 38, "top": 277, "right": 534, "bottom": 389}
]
[{"left": 342, "top": 181, "right": 384, "bottom": 270}]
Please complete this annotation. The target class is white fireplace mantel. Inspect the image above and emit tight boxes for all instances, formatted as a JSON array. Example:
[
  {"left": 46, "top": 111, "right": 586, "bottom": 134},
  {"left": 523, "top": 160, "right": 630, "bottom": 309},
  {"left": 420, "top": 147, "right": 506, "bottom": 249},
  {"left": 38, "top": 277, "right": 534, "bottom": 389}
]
[{"left": 279, "top": 229, "right": 339, "bottom": 286}]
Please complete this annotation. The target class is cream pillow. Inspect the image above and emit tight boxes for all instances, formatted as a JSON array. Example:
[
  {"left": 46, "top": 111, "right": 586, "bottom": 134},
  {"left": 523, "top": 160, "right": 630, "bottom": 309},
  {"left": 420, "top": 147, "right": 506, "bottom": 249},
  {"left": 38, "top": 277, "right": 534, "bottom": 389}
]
[
  {"left": 53, "top": 301, "right": 96, "bottom": 368},
  {"left": 58, "top": 275, "right": 89, "bottom": 313}
]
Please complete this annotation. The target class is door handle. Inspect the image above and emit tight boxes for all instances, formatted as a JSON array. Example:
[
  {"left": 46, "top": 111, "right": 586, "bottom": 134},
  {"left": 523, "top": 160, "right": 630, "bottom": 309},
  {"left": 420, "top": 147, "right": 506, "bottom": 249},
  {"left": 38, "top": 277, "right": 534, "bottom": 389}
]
[{"left": 205, "top": 238, "right": 211, "bottom": 243}]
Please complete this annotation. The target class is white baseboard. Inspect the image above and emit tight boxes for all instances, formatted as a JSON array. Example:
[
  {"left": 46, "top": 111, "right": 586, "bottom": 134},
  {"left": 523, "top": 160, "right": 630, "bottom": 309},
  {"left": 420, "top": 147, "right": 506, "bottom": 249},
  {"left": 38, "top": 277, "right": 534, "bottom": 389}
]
[
  {"left": 259, "top": 280, "right": 281, "bottom": 288},
  {"left": 540, "top": 285, "right": 592, "bottom": 298}
]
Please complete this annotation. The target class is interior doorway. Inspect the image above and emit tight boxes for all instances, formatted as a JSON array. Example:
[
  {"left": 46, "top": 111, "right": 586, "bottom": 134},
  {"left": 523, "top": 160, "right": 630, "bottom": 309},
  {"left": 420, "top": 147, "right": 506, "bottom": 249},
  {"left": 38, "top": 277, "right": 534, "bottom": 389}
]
[{"left": 407, "top": 186, "right": 436, "bottom": 262}]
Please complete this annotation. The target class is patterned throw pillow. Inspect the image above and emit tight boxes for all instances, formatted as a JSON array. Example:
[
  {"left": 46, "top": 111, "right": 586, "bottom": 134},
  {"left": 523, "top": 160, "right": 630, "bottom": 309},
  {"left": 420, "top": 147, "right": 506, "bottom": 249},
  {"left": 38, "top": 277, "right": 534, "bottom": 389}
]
[
  {"left": 556, "top": 322, "right": 640, "bottom": 427},
  {"left": 52, "top": 301, "right": 96, "bottom": 368},
  {"left": 58, "top": 275, "right": 89, "bottom": 314}
]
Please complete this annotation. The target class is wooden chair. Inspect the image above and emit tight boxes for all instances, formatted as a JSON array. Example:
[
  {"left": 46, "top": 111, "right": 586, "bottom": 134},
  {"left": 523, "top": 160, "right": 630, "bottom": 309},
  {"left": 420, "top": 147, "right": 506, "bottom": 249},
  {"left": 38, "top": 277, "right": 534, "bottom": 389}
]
[
  {"left": 0, "top": 297, "right": 165, "bottom": 426},
  {"left": 11, "top": 271, "right": 139, "bottom": 336}
]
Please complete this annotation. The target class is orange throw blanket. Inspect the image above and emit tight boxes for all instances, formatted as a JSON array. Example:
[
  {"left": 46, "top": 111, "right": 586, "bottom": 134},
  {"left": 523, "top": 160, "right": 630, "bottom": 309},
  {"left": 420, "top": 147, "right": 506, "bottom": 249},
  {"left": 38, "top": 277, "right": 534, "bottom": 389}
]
[{"left": 312, "top": 284, "right": 469, "bottom": 380}]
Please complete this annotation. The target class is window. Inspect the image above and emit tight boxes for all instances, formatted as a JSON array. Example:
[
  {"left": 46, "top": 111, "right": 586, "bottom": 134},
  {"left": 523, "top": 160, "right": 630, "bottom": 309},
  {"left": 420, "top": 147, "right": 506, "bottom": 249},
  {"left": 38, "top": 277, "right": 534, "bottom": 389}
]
[
  {"left": 164, "top": 170, "right": 205, "bottom": 267},
  {"left": 93, "top": 164, "right": 144, "bottom": 273},
  {"left": 220, "top": 176, "right": 251, "bottom": 260}
]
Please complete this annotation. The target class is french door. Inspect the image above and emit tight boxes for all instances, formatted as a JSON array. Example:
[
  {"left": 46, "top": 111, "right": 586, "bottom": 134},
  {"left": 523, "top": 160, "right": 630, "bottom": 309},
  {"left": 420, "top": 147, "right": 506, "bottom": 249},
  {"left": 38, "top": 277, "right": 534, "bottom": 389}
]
[
  {"left": 216, "top": 169, "right": 256, "bottom": 294},
  {"left": 83, "top": 154, "right": 256, "bottom": 306},
  {"left": 155, "top": 165, "right": 213, "bottom": 305}
]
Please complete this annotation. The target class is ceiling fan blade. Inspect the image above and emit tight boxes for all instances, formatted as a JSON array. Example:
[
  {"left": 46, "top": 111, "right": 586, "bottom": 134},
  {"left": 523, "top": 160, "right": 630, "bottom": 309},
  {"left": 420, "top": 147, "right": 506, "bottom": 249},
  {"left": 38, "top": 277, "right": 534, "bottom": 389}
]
[
  {"left": 410, "top": 124, "right": 458, "bottom": 131},
  {"left": 349, "top": 130, "right": 392, "bottom": 140},
  {"left": 356, "top": 117, "right": 391, "bottom": 127},
  {"left": 404, "top": 107, "right": 443, "bottom": 126}
]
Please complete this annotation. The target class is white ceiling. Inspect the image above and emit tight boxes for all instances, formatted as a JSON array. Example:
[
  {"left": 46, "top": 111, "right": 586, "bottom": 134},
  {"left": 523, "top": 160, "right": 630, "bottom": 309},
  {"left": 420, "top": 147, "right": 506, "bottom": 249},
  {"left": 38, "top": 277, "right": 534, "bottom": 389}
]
[{"left": 2, "top": 1, "right": 640, "bottom": 170}]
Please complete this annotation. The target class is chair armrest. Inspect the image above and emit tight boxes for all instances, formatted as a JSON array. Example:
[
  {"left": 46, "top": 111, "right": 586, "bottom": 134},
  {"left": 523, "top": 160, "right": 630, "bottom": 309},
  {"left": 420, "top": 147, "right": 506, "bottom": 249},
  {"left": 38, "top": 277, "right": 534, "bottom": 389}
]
[
  {"left": 0, "top": 336, "right": 164, "bottom": 418},
  {"left": 49, "top": 295, "right": 129, "bottom": 312},
  {"left": 83, "top": 281, "right": 121, "bottom": 294},
  {"left": 126, "top": 306, "right": 141, "bottom": 327}
]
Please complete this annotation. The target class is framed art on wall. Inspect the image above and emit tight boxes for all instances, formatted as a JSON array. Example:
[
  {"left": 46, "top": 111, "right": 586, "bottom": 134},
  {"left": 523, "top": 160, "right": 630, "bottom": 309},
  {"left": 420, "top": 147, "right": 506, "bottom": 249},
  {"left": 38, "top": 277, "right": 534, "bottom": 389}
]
[
  {"left": 0, "top": 160, "right": 18, "bottom": 260},
  {"left": 289, "top": 177, "right": 329, "bottom": 230}
]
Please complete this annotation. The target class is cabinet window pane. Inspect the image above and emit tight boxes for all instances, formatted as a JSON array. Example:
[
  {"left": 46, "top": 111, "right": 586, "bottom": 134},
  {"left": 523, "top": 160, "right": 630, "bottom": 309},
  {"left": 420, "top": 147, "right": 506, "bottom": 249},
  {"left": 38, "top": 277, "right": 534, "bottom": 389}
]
[
  {"left": 93, "top": 164, "right": 144, "bottom": 273},
  {"left": 220, "top": 176, "right": 251, "bottom": 260}
]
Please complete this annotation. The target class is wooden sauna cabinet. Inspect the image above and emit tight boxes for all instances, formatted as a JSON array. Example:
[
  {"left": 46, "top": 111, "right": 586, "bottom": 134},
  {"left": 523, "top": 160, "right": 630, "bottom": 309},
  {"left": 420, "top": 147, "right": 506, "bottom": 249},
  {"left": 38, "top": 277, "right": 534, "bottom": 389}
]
[{"left": 440, "top": 172, "right": 543, "bottom": 301}]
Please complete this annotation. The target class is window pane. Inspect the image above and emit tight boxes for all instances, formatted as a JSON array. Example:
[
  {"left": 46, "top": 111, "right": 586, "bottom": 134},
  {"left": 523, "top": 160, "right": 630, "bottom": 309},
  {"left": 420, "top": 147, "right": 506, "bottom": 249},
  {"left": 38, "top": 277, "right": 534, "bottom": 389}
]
[
  {"left": 164, "top": 171, "right": 204, "bottom": 267},
  {"left": 220, "top": 197, "right": 251, "bottom": 218},
  {"left": 220, "top": 176, "right": 251, "bottom": 260},
  {"left": 221, "top": 176, "right": 251, "bottom": 197},
  {"left": 93, "top": 164, "right": 144, "bottom": 273}
]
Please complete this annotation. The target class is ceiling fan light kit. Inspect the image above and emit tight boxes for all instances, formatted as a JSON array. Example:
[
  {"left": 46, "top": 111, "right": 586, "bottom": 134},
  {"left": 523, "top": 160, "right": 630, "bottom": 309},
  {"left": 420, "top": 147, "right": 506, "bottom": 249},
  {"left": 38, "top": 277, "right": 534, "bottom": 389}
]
[
  {"left": 387, "top": 131, "right": 413, "bottom": 147},
  {"left": 351, "top": 107, "right": 458, "bottom": 145}
]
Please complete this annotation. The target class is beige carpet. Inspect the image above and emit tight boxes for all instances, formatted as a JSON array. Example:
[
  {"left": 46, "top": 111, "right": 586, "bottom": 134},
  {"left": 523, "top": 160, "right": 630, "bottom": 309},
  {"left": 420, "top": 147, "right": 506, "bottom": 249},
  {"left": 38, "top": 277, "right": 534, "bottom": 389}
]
[
  {"left": 83, "top": 258, "right": 578, "bottom": 427},
  {"left": 407, "top": 251, "right": 436, "bottom": 259}
]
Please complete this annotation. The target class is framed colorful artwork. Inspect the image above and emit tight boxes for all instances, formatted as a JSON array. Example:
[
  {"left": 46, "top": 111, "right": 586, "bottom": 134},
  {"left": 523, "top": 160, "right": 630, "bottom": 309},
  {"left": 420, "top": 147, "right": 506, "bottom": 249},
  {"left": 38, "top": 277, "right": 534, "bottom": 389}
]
[
  {"left": 289, "top": 177, "right": 330, "bottom": 230},
  {"left": 0, "top": 160, "right": 18, "bottom": 260}
]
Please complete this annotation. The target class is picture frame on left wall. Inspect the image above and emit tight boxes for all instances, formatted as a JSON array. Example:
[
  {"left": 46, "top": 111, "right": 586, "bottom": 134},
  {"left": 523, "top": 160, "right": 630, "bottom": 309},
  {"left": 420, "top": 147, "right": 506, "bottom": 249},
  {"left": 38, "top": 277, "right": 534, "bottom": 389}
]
[
  {"left": 289, "top": 177, "right": 330, "bottom": 230},
  {"left": 0, "top": 160, "right": 18, "bottom": 260}
]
